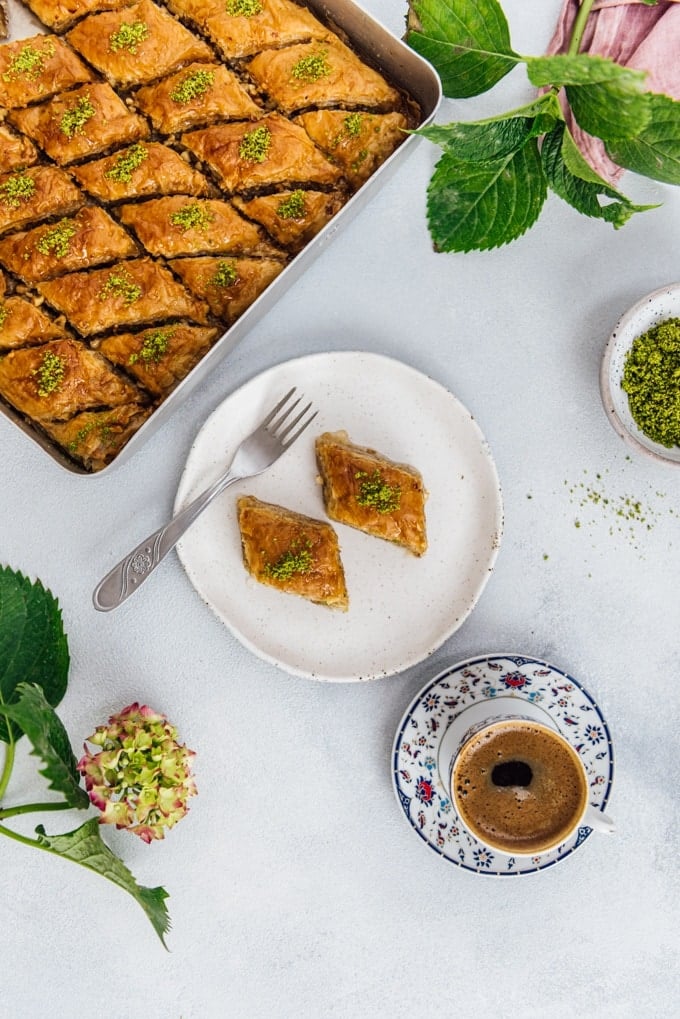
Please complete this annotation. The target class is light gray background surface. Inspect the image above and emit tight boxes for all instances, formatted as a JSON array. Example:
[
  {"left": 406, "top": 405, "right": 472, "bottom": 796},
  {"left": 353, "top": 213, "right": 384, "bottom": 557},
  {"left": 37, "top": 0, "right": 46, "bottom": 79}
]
[{"left": 1, "top": 1, "right": 678, "bottom": 1016}]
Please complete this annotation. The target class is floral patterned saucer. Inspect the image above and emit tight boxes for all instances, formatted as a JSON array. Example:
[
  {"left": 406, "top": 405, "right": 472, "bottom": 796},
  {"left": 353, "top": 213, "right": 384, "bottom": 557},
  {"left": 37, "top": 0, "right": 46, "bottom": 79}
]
[{"left": 392, "top": 654, "right": 614, "bottom": 876}]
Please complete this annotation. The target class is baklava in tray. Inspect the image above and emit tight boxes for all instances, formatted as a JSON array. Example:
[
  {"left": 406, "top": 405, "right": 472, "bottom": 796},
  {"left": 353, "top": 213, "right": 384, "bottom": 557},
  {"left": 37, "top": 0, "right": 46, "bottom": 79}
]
[{"left": 0, "top": 0, "right": 438, "bottom": 472}]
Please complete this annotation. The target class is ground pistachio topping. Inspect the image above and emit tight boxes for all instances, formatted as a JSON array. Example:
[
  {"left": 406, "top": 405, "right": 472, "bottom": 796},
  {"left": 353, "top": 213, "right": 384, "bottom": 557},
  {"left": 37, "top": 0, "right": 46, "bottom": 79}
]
[
  {"left": 276, "top": 190, "right": 306, "bottom": 219},
  {"left": 3, "top": 39, "right": 55, "bottom": 82},
  {"left": 67, "top": 416, "right": 114, "bottom": 451},
  {"left": 128, "top": 327, "right": 175, "bottom": 365},
  {"left": 343, "top": 112, "right": 364, "bottom": 137},
  {"left": 109, "top": 20, "right": 149, "bottom": 54},
  {"left": 0, "top": 172, "right": 36, "bottom": 208},
  {"left": 355, "top": 469, "right": 401, "bottom": 513},
  {"left": 169, "top": 202, "right": 213, "bottom": 232},
  {"left": 33, "top": 350, "right": 66, "bottom": 397},
  {"left": 99, "top": 267, "right": 142, "bottom": 304},
  {"left": 291, "top": 49, "right": 331, "bottom": 83},
  {"left": 0, "top": 302, "right": 9, "bottom": 328},
  {"left": 170, "top": 68, "right": 215, "bottom": 104},
  {"left": 36, "top": 218, "right": 77, "bottom": 259},
  {"left": 59, "top": 94, "right": 96, "bottom": 138},
  {"left": 265, "top": 537, "right": 313, "bottom": 580},
  {"left": 104, "top": 143, "right": 149, "bottom": 184},
  {"left": 225, "top": 0, "right": 263, "bottom": 16},
  {"left": 209, "top": 260, "right": 238, "bottom": 288},
  {"left": 622, "top": 317, "right": 680, "bottom": 447},
  {"left": 239, "top": 124, "right": 271, "bottom": 163}
]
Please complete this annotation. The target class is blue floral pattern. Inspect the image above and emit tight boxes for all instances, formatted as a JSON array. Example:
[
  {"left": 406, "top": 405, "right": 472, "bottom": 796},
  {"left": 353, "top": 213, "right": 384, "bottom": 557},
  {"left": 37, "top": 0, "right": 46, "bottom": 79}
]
[{"left": 392, "top": 655, "right": 614, "bottom": 877}]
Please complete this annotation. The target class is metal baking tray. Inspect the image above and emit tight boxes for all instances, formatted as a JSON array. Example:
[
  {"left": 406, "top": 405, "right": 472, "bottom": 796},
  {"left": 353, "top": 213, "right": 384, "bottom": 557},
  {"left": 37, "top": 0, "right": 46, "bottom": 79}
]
[{"left": 0, "top": 0, "right": 442, "bottom": 474}]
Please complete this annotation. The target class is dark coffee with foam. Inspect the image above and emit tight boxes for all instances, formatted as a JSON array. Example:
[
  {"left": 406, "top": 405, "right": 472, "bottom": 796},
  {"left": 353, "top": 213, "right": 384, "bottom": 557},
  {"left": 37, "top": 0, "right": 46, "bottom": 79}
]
[{"left": 452, "top": 720, "right": 588, "bottom": 854}]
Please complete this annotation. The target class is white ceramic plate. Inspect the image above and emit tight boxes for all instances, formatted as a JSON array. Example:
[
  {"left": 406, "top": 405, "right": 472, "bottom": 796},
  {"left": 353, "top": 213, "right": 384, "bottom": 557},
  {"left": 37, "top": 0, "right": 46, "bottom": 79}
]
[
  {"left": 600, "top": 282, "right": 680, "bottom": 465},
  {"left": 174, "top": 351, "right": 503, "bottom": 681}
]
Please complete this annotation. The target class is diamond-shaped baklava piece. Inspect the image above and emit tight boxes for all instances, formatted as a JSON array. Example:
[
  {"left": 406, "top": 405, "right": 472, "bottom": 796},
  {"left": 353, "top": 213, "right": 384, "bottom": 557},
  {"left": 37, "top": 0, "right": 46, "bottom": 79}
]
[
  {"left": 0, "top": 206, "right": 138, "bottom": 284},
  {"left": 10, "top": 83, "right": 149, "bottom": 166},
  {"left": 96, "top": 323, "right": 219, "bottom": 398},
  {"left": 169, "top": 255, "right": 284, "bottom": 323},
  {"left": 181, "top": 113, "right": 342, "bottom": 193},
  {"left": 0, "top": 35, "right": 95, "bottom": 109},
  {"left": 296, "top": 110, "right": 408, "bottom": 187},
  {"left": 0, "top": 166, "right": 84, "bottom": 236},
  {"left": 67, "top": 0, "right": 213, "bottom": 88},
  {"left": 21, "top": 0, "right": 135, "bottom": 33},
  {"left": 42, "top": 404, "right": 152, "bottom": 472},
  {"left": 0, "top": 337, "right": 143, "bottom": 423},
  {"left": 37, "top": 258, "right": 210, "bottom": 336},
  {"left": 0, "top": 125, "right": 39, "bottom": 175},
  {"left": 70, "top": 142, "right": 213, "bottom": 203},
  {"left": 232, "top": 189, "right": 343, "bottom": 252},
  {"left": 117, "top": 196, "right": 279, "bottom": 258},
  {"left": 168, "top": 0, "right": 329, "bottom": 60},
  {"left": 237, "top": 495, "right": 348, "bottom": 610},
  {"left": 0, "top": 298, "right": 66, "bottom": 351},
  {"left": 246, "top": 38, "right": 401, "bottom": 114},
  {"left": 134, "top": 62, "right": 262, "bottom": 134},
  {"left": 315, "top": 430, "right": 427, "bottom": 556}
]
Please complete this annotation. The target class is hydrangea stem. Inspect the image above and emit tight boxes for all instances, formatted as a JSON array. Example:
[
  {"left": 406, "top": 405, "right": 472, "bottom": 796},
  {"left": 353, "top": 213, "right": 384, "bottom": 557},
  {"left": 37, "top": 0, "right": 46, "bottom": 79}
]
[
  {"left": 568, "top": 0, "right": 596, "bottom": 56},
  {"left": 0, "top": 801, "right": 71, "bottom": 821},
  {"left": 0, "top": 737, "right": 15, "bottom": 802}
]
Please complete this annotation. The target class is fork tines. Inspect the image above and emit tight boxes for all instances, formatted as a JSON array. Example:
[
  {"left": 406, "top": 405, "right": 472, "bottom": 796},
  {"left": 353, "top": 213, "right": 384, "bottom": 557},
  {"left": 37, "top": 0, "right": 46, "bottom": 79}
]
[{"left": 266, "top": 387, "right": 317, "bottom": 446}]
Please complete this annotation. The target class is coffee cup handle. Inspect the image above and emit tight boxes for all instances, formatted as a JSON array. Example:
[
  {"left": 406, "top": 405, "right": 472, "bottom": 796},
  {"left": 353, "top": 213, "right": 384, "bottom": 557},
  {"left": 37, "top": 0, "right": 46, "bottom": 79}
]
[{"left": 584, "top": 804, "right": 616, "bottom": 834}]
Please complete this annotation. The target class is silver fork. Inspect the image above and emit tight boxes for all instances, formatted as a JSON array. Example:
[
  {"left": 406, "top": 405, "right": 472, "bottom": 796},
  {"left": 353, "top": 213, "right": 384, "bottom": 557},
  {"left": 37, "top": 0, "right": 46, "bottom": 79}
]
[{"left": 93, "top": 388, "right": 317, "bottom": 612}]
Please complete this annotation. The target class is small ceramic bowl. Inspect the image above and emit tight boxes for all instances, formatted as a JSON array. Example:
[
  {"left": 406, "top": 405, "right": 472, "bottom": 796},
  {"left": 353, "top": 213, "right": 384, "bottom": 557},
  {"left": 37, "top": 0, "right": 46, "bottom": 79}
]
[{"left": 600, "top": 282, "right": 680, "bottom": 466}]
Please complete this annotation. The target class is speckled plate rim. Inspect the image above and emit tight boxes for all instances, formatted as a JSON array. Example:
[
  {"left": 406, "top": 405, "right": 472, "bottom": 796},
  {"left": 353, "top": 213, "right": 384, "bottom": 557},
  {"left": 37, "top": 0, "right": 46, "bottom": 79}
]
[
  {"left": 392, "top": 654, "right": 614, "bottom": 875},
  {"left": 174, "top": 351, "right": 503, "bottom": 682},
  {"left": 600, "top": 282, "right": 680, "bottom": 466}
]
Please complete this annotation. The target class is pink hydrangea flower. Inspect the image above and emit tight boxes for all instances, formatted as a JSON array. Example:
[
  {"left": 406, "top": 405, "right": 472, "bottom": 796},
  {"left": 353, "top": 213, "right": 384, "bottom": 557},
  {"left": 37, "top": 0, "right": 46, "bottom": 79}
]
[{"left": 78, "top": 703, "right": 197, "bottom": 843}]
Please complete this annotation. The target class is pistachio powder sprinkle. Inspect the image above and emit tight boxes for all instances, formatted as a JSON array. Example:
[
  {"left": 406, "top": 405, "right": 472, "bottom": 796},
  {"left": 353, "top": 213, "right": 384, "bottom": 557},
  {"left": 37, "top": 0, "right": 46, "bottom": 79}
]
[
  {"left": 169, "top": 202, "right": 213, "bottom": 232},
  {"left": 621, "top": 317, "right": 680, "bottom": 447},
  {"left": 0, "top": 172, "right": 35, "bottom": 208},
  {"left": 355, "top": 470, "right": 401, "bottom": 513},
  {"left": 276, "top": 190, "right": 306, "bottom": 219},
  {"left": 343, "top": 112, "right": 364, "bottom": 137},
  {"left": 3, "top": 39, "right": 55, "bottom": 82},
  {"left": 59, "top": 94, "right": 95, "bottom": 138},
  {"left": 109, "top": 20, "right": 149, "bottom": 54},
  {"left": 225, "top": 0, "right": 263, "bottom": 16},
  {"left": 67, "top": 417, "right": 114, "bottom": 451},
  {"left": 128, "top": 327, "right": 175, "bottom": 365},
  {"left": 99, "top": 268, "right": 142, "bottom": 304},
  {"left": 291, "top": 49, "right": 331, "bottom": 83},
  {"left": 36, "top": 219, "right": 77, "bottom": 259},
  {"left": 170, "top": 69, "right": 215, "bottom": 104},
  {"left": 265, "top": 539, "right": 313, "bottom": 580},
  {"left": 104, "top": 143, "right": 148, "bottom": 184},
  {"left": 0, "top": 303, "right": 9, "bottom": 328},
  {"left": 209, "top": 260, "right": 238, "bottom": 288},
  {"left": 239, "top": 125, "right": 271, "bottom": 163},
  {"left": 33, "top": 350, "right": 66, "bottom": 397}
]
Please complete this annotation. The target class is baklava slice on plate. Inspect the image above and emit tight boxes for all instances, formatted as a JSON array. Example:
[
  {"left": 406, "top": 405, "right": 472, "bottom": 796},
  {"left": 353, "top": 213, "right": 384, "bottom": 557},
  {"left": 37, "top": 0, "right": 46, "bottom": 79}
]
[
  {"left": 169, "top": 255, "right": 284, "bottom": 323},
  {"left": 134, "top": 63, "right": 262, "bottom": 134},
  {"left": 42, "top": 403, "right": 152, "bottom": 472},
  {"left": 96, "top": 322, "right": 218, "bottom": 399},
  {"left": 21, "top": 0, "right": 136, "bottom": 34},
  {"left": 315, "top": 430, "right": 428, "bottom": 556},
  {"left": 232, "top": 189, "right": 344, "bottom": 252},
  {"left": 0, "top": 35, "right": 95, "bottom": 109},
  {"left": 170, "top": 0, "right": 329, "bottom": 60},
  {"left": 181, "top": 113, "right": 342, "bottom": 193},
  {"left": 117, "top": 196, "right": 279, "bottom": 258},
  {"left": 0, "top": 206, "right": 138, "bottom": 284},
  {"left": 0, "top": 166, "right": 84, "bottom": 236},
  {"left": 296, "top": 110, "right": 408, "bottom": 187},
  {"left": 38, "top": 257, "right": 209, "bottom": 336},
  {"left": 67, "top": 0, "right": 213, "bottom": 88},
  {"left": 0, "top": 337, "right": 143, "bottom": 423},
  {"left": 237, "top": 495, "right": 348, "bottom": 610},
  {"left": 70, "top": 141, "right": 212, "bottom": 203},
  {"left": 245, "top": 38, "right": 401, "bottom": 114},
  {"left": 10, "top": 83, "right": 149, "bottom": 166},
  {"left": 0, "top": 298, "right": 65, "bottom": 351}
]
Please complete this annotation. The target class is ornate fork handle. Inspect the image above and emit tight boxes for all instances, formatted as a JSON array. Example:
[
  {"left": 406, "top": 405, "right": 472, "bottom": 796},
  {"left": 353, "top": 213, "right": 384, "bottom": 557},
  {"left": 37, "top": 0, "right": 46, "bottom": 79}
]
[{"left": 93, "top": 468, "right": 240, "bottom": 612}]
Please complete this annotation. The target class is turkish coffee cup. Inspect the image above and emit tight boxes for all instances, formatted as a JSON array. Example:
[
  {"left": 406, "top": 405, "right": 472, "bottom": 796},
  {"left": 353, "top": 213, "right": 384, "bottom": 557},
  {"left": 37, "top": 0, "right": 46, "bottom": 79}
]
[{"left": 438, "top": 697, "right": 614, "bottom": 856}]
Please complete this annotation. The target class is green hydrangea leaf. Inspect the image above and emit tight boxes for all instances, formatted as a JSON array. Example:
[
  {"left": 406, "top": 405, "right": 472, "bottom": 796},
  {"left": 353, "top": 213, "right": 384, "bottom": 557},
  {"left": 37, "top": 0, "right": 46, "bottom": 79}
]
[
  {"left": 566, "top": 78, "right": 651, "bottom": 143},
  {"left": 526, "top": 53, "right": 647, "bottom": 89},
  {"left": 607, "top": 92, "right": 680, "bottom": 184},
  {"left": 418, "top": 93, "right": 561, "bottom": 161},
  {"left": 407, "top": 0, "right": 520, "bottom": 98},
  {"left": 35, "top": 817, "right": 171, "bottom": 947},
  {"left": 426, "top": 138, "right": 547, "bottom": 251},
  {"left": 2, "top": 683, "right": 89, "bottom": 809},
  {"left": 0, "top": 566, "right": 69, "bottom": 743}
]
